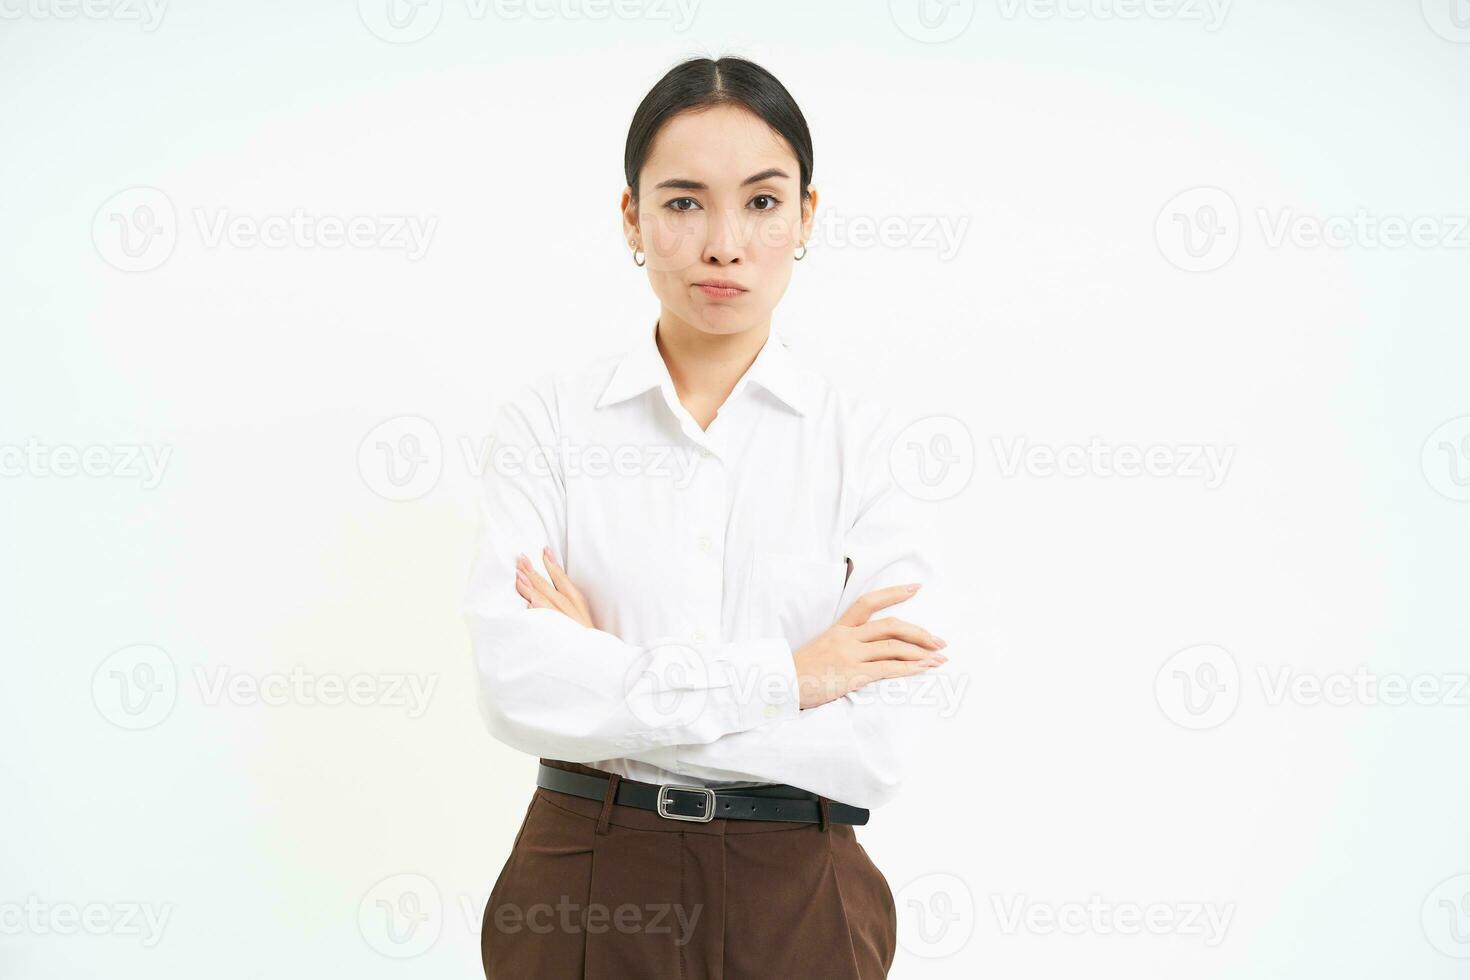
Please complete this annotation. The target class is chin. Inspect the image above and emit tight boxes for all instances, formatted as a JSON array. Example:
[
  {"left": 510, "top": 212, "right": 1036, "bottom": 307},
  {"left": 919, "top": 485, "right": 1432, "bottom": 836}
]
[{"left": 692, "top": 309, "right": 758, "bottom": 336}]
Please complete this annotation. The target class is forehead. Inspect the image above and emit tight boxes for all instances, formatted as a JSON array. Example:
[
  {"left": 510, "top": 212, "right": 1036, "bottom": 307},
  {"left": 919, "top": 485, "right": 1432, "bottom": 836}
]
[{"left": 642, "top": 103, "right": 797, "bottom": 184}]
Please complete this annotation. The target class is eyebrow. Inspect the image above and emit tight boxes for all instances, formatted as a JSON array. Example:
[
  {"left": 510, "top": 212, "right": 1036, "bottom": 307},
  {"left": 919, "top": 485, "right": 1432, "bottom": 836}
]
[{"left": 652, "top": 168, "right": 791, "bottom": 192}]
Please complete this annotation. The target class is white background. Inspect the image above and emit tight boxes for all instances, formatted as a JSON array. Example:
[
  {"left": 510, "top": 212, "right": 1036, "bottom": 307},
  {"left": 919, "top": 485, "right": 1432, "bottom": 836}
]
[{"left": 3, "top": 1, "right": 1470, "bottom": 977}]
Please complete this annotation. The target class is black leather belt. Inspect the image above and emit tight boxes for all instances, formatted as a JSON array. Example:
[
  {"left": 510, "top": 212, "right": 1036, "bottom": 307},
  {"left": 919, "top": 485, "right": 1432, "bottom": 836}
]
[{"left": 536, "top": 763, "right": 869, "bottom": 826}]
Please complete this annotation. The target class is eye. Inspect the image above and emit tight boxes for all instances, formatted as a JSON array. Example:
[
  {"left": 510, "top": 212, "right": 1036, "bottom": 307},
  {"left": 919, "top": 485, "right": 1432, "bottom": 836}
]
[
  {"left": 750, "top": 194, "right": 782, "bottom": 212},
  {"left": 664, "top": 197, "right": 701, "bottom": 212}
]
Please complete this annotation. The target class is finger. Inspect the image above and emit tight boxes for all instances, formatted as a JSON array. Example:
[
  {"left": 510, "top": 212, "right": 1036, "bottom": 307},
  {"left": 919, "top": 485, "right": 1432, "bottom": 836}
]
[
  {"left": 517, "top": 555, "right": 577, "bottom": 618},
  {"left": 836, "top": 583, "right": 924, "bottom": 627},
  {"left": 515, "top": 568, "right": 555, "bottom": 611},
  {"left": 856, "top": 636, "right": 943, "bottom": 663},
  {"left": 855, "top": 616, "right": 946, "bottom": 652},
  {"left": 852, "top": 658, "right": 944, "bottom": 687},
  {"left": 541, "top": 547, "right": 593, "bottom": 621}
]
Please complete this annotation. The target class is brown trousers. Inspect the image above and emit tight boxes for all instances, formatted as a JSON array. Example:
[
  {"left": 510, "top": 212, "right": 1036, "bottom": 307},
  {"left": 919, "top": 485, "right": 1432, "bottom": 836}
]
[{"left": 480, "top": 760, "right": 898, "bottom": 979}]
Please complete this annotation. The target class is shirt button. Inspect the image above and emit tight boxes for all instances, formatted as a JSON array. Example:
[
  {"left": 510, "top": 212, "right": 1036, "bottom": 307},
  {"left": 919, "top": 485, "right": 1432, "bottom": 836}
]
[
  {"left": 696, "top": 535, "right": 711, "bottom": 552},
  {"left": 763, "top": 704, "right": 779, "bottom": 719},
  {"left": 692, "top": 629, "right": 706, "bottom": 643},
  {"left": 700, "top": 447, "right": 711, "bottom": 458}
]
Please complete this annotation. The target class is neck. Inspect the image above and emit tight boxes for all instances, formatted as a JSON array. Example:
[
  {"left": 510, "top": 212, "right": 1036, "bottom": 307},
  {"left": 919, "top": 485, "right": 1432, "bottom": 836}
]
[{"left": 654, "top": 310, "right": 771, "bottom": 420}]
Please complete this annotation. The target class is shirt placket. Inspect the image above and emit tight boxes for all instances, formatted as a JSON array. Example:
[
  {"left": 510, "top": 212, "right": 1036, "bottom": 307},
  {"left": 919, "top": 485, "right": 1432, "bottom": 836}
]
[{"left": 657, "top": 381, "right": 732, "bottom": 653}]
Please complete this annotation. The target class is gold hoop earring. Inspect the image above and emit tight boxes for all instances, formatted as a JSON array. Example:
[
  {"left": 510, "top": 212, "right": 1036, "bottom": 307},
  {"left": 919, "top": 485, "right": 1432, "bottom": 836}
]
[
  {"left": 794, "top": 242, "right": 807, "bottom": 261},
  {"left": 629, "top": 238, "right": 645, "bottom": 267}
]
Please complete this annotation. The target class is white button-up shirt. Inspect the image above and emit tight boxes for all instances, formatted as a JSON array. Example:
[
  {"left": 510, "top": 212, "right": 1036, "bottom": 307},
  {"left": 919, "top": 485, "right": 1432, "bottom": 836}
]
[{"left": 463, "top": 318, "right": 947, "bottom": 808}]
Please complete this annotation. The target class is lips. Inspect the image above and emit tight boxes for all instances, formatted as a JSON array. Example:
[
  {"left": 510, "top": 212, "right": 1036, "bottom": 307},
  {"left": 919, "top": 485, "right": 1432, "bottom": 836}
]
[
  {"left": 696, "top": 283, "right": 745, "bottom": 299},
  {"left": 695, "top": 280, "right": 746, "bottom": 291}
]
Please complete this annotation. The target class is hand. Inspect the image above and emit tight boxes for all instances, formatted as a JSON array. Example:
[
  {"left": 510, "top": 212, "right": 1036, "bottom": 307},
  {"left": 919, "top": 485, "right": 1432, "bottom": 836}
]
[
  {"left": 515, "top": 547, "right": 594, "bottom": 629},
  {"left": 791, "top": 583, "right": 946, "bottom": 710}
]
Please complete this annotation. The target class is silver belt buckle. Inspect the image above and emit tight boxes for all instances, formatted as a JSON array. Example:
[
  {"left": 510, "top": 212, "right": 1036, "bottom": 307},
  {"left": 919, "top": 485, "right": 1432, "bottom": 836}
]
[{"left": 656, "top": 783, "right": 716, "bottom": 822}]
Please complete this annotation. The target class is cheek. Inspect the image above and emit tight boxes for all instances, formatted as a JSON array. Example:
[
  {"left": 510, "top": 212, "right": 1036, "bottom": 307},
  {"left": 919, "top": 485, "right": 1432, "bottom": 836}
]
[
  {"left": 752, "top": 212, "right": 800, "bottom": 252},
  {"left": 751, "top": 256, "right": 795, "bottom": 302},
  {"left": 747, "top": 216, "right": 800, "bottom": 281},
  {"left": 644, "top": 212, "right": 704, "bottom": 269}
]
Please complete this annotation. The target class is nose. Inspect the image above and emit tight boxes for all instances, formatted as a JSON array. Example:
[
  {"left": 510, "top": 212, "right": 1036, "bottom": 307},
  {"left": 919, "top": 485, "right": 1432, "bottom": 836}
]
[{"left": 699, "top": 207, "right": 746, "bottom": 266}]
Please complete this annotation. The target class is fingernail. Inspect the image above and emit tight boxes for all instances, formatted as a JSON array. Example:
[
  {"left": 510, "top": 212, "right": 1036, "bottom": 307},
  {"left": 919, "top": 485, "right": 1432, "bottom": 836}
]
[
  {"left": 543, "top": 546, "right": 558, "bottom": 566},
  {"left": 933, "top": 636, "right": 947, "bottom": 648},
  {"left": 907, "top": 583, "right": 922, "bottom": 593}
]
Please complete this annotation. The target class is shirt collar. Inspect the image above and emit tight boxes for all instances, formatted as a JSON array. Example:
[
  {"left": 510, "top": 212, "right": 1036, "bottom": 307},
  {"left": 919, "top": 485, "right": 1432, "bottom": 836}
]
[{"left": 595, "top": 318, "right": 811, "bottom": 416}]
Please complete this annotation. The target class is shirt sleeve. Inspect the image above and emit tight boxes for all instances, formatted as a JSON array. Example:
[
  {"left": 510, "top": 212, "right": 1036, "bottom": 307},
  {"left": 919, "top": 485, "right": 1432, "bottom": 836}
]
[
  {"left": 627, "top": 407, "right": 953, "bottom": 809},
  {"left": 463, "top": 383, "right": 801, "bottom": 764}
]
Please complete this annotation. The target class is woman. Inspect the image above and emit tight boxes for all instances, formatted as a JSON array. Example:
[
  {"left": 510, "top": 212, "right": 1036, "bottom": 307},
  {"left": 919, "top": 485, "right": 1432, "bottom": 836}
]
[{"left": 464, "top": 55, "right": 949, "bottom": 979}]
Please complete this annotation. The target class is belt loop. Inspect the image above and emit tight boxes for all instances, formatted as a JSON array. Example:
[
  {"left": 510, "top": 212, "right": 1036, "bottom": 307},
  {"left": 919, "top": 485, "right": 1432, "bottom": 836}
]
[
  {"left": 817, "top": 795, "right": 831, "bottom": 833},
  {"left": 595, "top": 772, "right": 621, "bottom": 836}
]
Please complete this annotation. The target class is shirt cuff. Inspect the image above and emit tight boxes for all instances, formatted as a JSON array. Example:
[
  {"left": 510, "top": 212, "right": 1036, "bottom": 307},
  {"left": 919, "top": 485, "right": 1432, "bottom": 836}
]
[{"left": 712, "top": 637, "right": 801, "bottom": 732}]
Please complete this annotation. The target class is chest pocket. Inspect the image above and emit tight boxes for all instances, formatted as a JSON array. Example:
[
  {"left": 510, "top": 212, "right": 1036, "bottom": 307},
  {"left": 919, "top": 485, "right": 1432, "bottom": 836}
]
[{"left": 747, "top": 551, "right": 852, "bottom": 650}]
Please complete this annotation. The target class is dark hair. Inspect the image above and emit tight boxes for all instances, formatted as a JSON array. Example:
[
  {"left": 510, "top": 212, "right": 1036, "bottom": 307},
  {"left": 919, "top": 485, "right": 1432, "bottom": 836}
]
[{"left": 624, "top": 56, "right": 814, "bottom": 207}]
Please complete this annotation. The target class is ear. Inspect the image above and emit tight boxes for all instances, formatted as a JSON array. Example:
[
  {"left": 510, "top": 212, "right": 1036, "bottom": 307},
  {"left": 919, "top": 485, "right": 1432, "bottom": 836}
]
[
  {"left": 801, "top": 185, "right": 819, "bottom": 243},
  {"left": 620, "top": 186, "right": 640, "bottom": 242}
]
